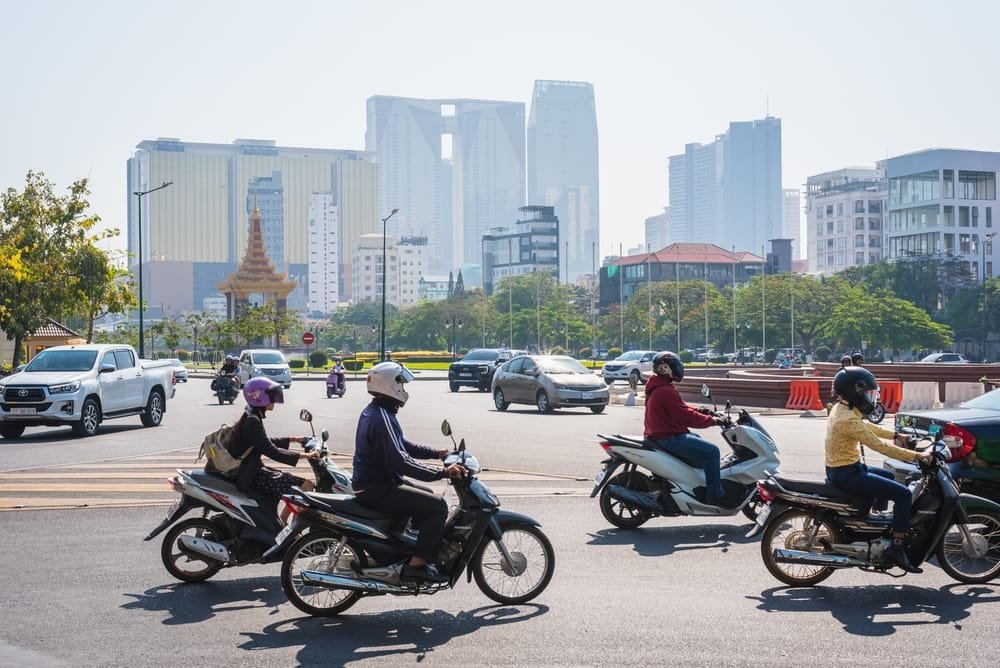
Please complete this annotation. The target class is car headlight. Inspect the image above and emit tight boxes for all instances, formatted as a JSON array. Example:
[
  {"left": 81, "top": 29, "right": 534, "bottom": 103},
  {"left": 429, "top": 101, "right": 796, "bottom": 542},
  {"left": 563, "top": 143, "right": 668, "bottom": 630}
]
[{"left": 49, "top": 382, "right": 81, "bottom": 394}]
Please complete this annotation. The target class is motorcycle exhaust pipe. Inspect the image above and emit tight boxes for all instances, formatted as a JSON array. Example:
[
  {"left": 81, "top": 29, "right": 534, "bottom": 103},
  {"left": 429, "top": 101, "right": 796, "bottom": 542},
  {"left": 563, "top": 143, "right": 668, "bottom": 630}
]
[
  {"left": 177, "top": 535, "right": 232, "bottom": 563},
  {"left": 773, "top": 548, "right": 866, "bottom": 568},
  {"left": 300, "top": 570, "right": 410, "bottom": 594},
  {"left": 606, "top": 485, "right": 663, "bottom": 513}
]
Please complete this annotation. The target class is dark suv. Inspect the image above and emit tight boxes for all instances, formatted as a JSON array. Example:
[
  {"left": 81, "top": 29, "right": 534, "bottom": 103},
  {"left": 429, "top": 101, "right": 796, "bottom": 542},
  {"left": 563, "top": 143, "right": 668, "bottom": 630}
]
[{"left": 448, "top": 348, "right": 521, "bottom": 392}]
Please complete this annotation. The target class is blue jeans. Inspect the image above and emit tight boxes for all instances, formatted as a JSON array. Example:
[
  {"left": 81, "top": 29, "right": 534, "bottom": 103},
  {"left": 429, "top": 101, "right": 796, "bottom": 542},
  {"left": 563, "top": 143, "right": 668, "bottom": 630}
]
[
  {"left": 826, "top": 462, "right": 912, "bottom": 534},
  {"left": 652, "top": 432, "right": 723, "bottom": 499}
]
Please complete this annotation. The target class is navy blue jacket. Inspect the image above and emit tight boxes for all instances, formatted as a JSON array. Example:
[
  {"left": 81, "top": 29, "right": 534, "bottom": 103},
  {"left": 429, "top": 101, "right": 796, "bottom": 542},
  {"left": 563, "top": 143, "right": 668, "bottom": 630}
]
[{"left": 352, "top": 399, "right": 443, "bottom": 491}]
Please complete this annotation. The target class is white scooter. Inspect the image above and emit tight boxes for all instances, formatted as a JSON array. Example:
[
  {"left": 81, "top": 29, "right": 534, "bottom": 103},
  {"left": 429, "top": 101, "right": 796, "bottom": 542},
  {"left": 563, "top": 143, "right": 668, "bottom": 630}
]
[{"left": 590, "top": 385, "right": 781, "bottom": 529}]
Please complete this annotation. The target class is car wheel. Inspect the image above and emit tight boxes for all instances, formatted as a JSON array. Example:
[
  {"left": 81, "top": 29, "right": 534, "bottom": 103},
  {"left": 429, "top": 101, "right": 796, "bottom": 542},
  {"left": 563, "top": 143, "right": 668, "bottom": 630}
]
[
  {"left": 140, "top": 389, "right": 165, "bottom": 427},
  {"left": 449, "top": 381, "right": 460, "bottom": 392},
  {"left": 604, "top": 377, "right": 614, "bottom": 386},
  {"left": 536, "top": 390, "right": 553, "bottom": 414},
  {"left": 493, "top": 388, "right": 509, "bottom": 411},
  {"left": 73, "top": 398, "right": 101, "bottom": 436},
  {"left": 0, "top": 424, "right": 25, "bottom": 439},
  {"left": 590, "top": 404, "right": 606, "bottom": 414}
]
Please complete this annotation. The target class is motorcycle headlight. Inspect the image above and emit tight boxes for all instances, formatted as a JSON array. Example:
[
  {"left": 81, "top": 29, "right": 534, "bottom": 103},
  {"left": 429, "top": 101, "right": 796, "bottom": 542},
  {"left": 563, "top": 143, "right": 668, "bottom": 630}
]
[{"left": 49, "top": 382, "right": 81, "bottom": 394}]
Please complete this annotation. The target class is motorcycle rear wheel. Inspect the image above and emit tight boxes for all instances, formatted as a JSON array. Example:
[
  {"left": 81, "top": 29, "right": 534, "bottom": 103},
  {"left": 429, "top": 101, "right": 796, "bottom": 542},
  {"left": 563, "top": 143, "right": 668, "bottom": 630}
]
[
  {"left": 598, "top": 471, "right": 654, "bottom": 529},
  {"left": 866, "top": 403, "right": 886, "bottom": 424},
  {"left": 935, "top": 510, "right": 1000, "bottom": 583},
  {"left": 760, "top": 509, "right": 841, "bottom": 586},
  {"left": 281, "top": 530, "right": 367, "bottom": 617},
  {"left": 161, "top": 517, "right": 227, "bottom": 583},
  {"left": 472, "top": 523, "right": 554, "bottom": 605}
]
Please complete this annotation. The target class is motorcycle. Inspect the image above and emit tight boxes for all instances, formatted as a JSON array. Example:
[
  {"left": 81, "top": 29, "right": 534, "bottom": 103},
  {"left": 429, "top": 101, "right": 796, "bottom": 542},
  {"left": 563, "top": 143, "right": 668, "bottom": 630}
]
[
  {"left": 211, "top": 371, "right": 240, "bottom": 405},
  {"left": 753, "top": 437, "right": 1000, "bottom": 586},
  {"left": 865, "top": 387, "right": 887, "bottom": 424},
  {"left": 326, "top": 368, "right": 346, "bottom": 398},
  {"left": 144, "top": 409, "right": 353, "bottom": 582},
  {"left": 268, "top": 419, "right": 555, "bottom": 617},
  {"left": 590, "top": 385, "right": 780, "bottom": 528}
]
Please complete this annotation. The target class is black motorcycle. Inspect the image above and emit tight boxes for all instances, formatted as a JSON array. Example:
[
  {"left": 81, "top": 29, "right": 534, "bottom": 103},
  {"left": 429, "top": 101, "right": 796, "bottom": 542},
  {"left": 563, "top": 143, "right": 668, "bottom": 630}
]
[
  {"left": 268, "top": 420, "right": 555, "bottom": 617},
  {"left": 211, "top": 371, "right": 240, "bottom": 405},
  {"left": 144, "top": 410, "right": 353, "bottom": 582},
  {"left": 752, "top": 437, "right": 1000, "bottom": 586}
]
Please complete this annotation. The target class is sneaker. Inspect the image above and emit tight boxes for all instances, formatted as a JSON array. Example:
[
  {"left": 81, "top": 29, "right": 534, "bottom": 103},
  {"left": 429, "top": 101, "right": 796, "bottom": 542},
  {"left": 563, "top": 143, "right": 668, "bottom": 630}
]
[
  {"left": 868, "top": 511, "right": 894, "bottom": 523},
  {"left": 401, "top": 562, "right": 449, "bottom": 584},
  {"left": 884, "top": 543, "right": 922, "bottom": 574}
]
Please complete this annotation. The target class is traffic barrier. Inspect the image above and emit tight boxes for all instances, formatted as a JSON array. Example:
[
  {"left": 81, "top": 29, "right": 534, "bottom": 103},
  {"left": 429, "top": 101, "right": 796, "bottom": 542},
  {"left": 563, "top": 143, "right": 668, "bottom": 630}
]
[
  {"left": 898, "top": 381, "right": 939, "bottom": 411},
  {"left": 786, "top": 379, "right": 825, "bottom": 411},
  {"left": 943, "top": 382, "right": 985, "bottom": 407},
  {"left": 878, "top": 380, "right": 902, "bottom": 414}
]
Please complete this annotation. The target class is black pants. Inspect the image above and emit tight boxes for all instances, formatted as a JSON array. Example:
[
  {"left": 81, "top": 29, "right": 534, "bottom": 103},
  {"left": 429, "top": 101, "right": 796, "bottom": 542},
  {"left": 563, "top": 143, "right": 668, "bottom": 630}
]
[{"left": 356, "top": 480, "right": 447, "bottom": 562}]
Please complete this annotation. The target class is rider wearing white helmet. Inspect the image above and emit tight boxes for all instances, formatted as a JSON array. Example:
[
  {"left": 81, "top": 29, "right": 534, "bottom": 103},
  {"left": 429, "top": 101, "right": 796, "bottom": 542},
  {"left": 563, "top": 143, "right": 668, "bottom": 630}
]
[{"left": 352, "top": 361, "right": 465, "bottom": 583}]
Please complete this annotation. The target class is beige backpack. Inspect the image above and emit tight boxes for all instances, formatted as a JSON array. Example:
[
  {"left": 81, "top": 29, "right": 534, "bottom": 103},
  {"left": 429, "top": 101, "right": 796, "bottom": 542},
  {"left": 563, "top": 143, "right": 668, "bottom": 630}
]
[{"left": 196, "top": 422, "right": 247, "bottom": 478}]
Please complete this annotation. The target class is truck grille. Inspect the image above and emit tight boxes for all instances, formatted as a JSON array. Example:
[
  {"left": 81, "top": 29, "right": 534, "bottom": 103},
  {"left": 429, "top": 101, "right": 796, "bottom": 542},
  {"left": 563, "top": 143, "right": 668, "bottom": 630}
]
[{"left": 3, "top": 387, "right": 47, "bottom": 402}]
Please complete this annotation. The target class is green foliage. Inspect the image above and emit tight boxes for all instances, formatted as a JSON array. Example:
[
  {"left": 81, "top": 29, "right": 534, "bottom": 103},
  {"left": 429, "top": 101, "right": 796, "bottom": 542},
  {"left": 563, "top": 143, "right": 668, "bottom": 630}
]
[
  {"left": 288, "top": 358, "right": 306, "bottom": 369},
  {"left": 764, "top": 349, "right": 777, "bottom": 363},
  {"left": 814, "top": 345, "right": 831, "bottom": 362},
  {"left": 608, "top": 346, "right": 623, "bottom": 359},
  {"left": 550, "top": 345, "right": 566, "bottom": 355},
  {"left": 579, "top": 346, "right": 593, "bottom": 359},
  {"left": 679, "top": 350, "right": 693, "bottom": 363},
  {"left": 344, "top": 359, "right": 365, "bottom": 372},
  {"left": 309, "top": 349, "right": 328, "bottom": 368}
]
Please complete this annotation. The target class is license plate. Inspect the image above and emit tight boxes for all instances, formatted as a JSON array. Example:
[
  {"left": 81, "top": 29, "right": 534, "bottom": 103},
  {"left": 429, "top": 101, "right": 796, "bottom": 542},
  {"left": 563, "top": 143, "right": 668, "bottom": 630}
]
[
  {"left": 275, "top": 523, "right": 294, "bottom": 546},
  {"left": 755, "top": 503, "right": 772, "bottom": 527},
  {"left": 460, "top": 372, "right": 472, "bottom": 377},
  {"left": 10, "top": 407, "right": 36, "bottom": 415},
  {"left": 594, "top": 468, "right": 607, "bottom": 486},
  {"left": 582, "top": 392, "right": 592, "bottom": 399}
]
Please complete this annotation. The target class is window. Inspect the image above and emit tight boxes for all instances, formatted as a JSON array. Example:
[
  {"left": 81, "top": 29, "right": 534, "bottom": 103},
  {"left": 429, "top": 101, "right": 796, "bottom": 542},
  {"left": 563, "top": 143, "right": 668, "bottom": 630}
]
[
  {"left": 943, "top": 170, "right": 954, "bottom": 199},
  {"left": 889, "top": 170, "right": 940, "bottom": 206},
  {"left": 826, "top": 204, "right": 834, "bottom": 216},
  {"left": 988, "top": 207, "right": 993, "bottom": 228},
  {"left": 855, "top": 234, "right": 865, "bottom": 248},
  {"left": 816, "top": 223, "right": 824, "bottom": 237},
  {"left": 973, "top": 206, "right": 979, "bottom": 227},
  {"left": 827, "top": 222, "right": 834, "bottom": 234},
  {"left": 837, "top": 220, "right": 844, "bottom": 233},
  {"left": 816, "top": 206, "right": 824, "bottom": 219},
  {"left": 960, "top": 206, "right": 970, "bottom": 227},
  {"left": 868, "top": 217, "right": 882, "bottom": 230},
  {"left": 114, "top": 349, "right": 135, "bottom": 369},
  {"left": 837, "top": 203, "right": 844, "bottom": 216},
  {"left": 944, "top": 206, "right": 955, "bottom": 227},
  {"left": 854, "top": 200, "right": 866, "bottom": 213},
  {"left": 959, "top": 171, "right": 996, "bottom": 200},
  {"left": 855, "top": 217, "right": 865, "bottom": 230},
  {"left": 960, "top": 233, "right": 972, "bottom": 254},
  {"left": 944, "top": 233, "right": 955, "bottom": 254},
  {"left": 868, "top": 200, "right": 882, "bottom": 213}
]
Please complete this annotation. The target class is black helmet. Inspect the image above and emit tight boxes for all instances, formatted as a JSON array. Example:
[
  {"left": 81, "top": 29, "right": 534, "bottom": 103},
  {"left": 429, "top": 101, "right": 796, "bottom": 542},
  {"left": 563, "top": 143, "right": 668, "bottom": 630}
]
[
  {"left": 833, "top": 366, "right": 878, "bottom": 414},
  {"left": 840, "top": 355, "right": 852, "bottom": 367},
  {"left": 851, "top": 352, "right": 865, "bottom": 365},
  {"left": 652, "top": 350, "right": 684, "bottom": 381}
]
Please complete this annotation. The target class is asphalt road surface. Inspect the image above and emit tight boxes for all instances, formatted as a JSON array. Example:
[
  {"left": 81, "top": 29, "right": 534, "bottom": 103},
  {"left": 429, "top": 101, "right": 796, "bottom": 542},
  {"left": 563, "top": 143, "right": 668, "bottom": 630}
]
[{"left": 1, "top": 377, "right": 997, "bottom": 666}]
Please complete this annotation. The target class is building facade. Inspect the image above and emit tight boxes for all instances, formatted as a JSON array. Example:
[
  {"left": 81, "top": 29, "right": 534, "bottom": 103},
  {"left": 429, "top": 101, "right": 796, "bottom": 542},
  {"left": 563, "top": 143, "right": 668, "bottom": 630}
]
[
  {"left": 351, "top": 234, "right": 400, "bottom": 307},
  {"left": 481, "top": 205, "right": 560, "bottom": 295},
  {"left": 307, "top": 194, "right": 339, "bottom": 315},
  {"left": 667, "top": 117, "right": 782, "bottom": 253},
  {"left": 366, "top": 96, "right": 526, "bottom": 280},
  {"left": 126, "top": 138, "right": 376, "bottom": 316},
  {"left": 886, "top": 149, "right": 999, "bottom": 281},
  {"left": 527, "top": 80, "right": 599, "bottom": 285},
  {"left": 398, "top": 236, "right": 429, "bottom": 307},
  {"left": 782, "top": 188, "right": 802, "bottom": 259},
  {"left": 644, "top": 207, "right": 670, "bottom": 254},
  {"left": 805, "top": 165, "right": 887, "bottom": 274}
]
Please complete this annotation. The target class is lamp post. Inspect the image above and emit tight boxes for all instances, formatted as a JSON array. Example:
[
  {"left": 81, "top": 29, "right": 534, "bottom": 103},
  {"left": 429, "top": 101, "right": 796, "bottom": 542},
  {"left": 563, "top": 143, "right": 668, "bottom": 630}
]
[
  {"left": 192, "top": 323, "right": 199, "bottom": 367},
  {"left": 445, "top": 316, "right": 463, "bottom": 360},
  {"left": 983, "top": 232, "right": 996, "bottom": 361},
  {"left": 379, "top": 208, "right": 400, "bottom": 361},
  {"left": 133, "top": 181, "right": 173, "bottom": 358}
]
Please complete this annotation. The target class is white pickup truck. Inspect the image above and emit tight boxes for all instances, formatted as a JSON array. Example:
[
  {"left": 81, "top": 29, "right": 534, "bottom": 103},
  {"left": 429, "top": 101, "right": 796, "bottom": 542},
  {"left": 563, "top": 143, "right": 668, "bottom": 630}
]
[{"left": 0, "top": 344, "right": 174, "bottom": 439}]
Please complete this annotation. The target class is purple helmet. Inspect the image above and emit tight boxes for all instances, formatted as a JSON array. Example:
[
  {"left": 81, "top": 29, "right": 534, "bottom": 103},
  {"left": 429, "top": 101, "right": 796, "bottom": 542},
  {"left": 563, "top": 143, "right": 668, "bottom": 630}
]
[{"left": 243, "top": 376, "right": 284, "bottom": 408}]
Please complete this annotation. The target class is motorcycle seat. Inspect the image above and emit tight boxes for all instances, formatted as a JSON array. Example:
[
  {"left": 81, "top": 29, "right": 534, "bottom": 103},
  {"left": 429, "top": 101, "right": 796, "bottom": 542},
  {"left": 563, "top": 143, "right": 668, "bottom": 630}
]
[
  {"left": 303, "top": 492, "right": 393, "bottom": 521},
  {"left": 187, "top": 469, "right": 241, "bottom": 494},
  {"left": 772, "top": 476, "right": 860, "bottom": 500}
]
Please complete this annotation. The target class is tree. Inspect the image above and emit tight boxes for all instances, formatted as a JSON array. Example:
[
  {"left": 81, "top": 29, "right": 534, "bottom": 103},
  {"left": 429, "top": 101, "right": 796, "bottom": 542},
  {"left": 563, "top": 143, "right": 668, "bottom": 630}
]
[
  {"left": 65, "top": 243, "right": 134, "bottom": 343},
  {"left": 0, "top": 172, "right": 102, "bottom": 366}
]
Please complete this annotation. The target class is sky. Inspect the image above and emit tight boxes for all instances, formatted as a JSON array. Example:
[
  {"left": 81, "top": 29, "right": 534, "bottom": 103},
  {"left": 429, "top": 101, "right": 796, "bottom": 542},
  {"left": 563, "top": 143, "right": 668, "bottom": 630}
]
[{"left": 4, "top": 0, "right": 1000, "bottom": 260}]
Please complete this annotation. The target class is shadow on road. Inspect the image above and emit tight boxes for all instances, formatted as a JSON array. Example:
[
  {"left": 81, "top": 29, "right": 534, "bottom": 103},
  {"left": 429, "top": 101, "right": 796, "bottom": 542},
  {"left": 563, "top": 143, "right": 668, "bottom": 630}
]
[
  {"left": 122, "top": 576, "right": 285, "bottom": 624},
  {"left": 586, "top": 521, "right": 757, "bottom": 556},
  {"left": 238, "top": 604, "right": 549, "bottom": 663},
  {"left": 748, "top": 583, "right": 1000, "bottom": 635}
]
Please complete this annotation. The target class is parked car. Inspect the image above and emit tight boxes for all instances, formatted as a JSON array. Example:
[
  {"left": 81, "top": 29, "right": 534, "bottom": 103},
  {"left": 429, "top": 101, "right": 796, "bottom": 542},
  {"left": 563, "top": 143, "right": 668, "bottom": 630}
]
[
  {"left": 601, "top": 350, "right": 656, "bottom": 386},
  {"left": 492, "top": 354, "right": 609, "bottom": 414},
  {"left": 884, "top": 388, "right": 1000, "bottom": 503},
  {"left": 238, "top": 349, "right": 292, "bottom": 388},
  {"left": 447, "top": 348, "right": 523, "bottom": 392},
  {"left": 919, "top": 352, "right": 970, "bottom": 364},
  {"left": 165, "top": 358, "right": 188, "bottom": 383}
]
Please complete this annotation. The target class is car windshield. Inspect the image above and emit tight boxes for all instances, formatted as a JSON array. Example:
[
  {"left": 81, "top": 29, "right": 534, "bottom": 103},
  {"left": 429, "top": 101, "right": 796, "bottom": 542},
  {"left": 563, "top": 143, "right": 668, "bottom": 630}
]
[
  {"left": 168, "top": 359, "right": 183, "bottom": 368},
  {"left": 615, "top": 351, "right": 643, "bottom": 361},
  {"left": 957, "top": 389, "right": 1000, "bottom": 410},
  {"left": 462, "top": 350, "right": 499, "bottom": 361},
  {"left": 253, "top": 352, "right": 286, "bottom": 364},
  {"left": 538, "top": 357, "right": 591, "bottom": 374},
  {"left": 23, "top": 350, "right": 98, "bottom": 372}
]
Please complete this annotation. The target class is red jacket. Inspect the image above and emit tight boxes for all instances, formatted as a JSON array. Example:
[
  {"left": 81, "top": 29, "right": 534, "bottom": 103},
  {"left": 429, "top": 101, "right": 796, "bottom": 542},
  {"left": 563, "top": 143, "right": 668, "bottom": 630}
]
[{"left": 643, "top": 374, "right": 715, "bottom": 439}]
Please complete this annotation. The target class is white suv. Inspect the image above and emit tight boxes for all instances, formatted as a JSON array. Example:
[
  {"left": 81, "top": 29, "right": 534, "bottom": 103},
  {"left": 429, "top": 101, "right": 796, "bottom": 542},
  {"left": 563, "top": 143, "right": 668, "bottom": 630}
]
[
  {"left": 602, "top": 350, "right": 657, "bottom": 386},
  {"left": 238, "top": 349, "right": 292, "bottom": 388}
]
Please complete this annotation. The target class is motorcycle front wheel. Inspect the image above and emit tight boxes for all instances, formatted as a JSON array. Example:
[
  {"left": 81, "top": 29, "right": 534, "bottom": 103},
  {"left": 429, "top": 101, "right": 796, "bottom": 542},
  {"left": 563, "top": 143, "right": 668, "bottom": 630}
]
[
  {"left": 760, "top": 509, "right": 842, "bottom": 586},
  {"left": 161, "top": 517, "right": 227, "bottom": 583},
  {"left": 598, "top": 471, "right": 654, "bottom": 529},
  {"left": 472, "top": 523, "right": 554, "bottom": 605},
  {"left": 935, "top": 510, "right": 1000, "bottom": 583},
  {"left": 281, "top": 530, "right": 367, "bottom": 617}
]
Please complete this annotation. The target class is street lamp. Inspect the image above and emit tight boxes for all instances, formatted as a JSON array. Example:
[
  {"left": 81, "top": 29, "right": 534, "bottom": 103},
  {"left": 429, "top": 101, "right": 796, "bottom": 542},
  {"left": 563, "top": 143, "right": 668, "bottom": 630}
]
[
  {"left": 983, "top": 232, "right": 996, "bottom": 361},
  {"left": 445, "top": 316, "right": 463, "bottom": 360},
  {"left": 133, "top": 181, "right": 173, "bottom": 358},
  {"left": 379, "top": 208, "right": 400, "bottom": 362}
]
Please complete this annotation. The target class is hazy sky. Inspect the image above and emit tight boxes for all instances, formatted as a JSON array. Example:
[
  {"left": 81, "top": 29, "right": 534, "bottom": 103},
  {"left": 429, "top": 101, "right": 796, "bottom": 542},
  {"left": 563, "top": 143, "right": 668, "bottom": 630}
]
[{"left": 4, "top": 0, "right": 1000, "bottom": 259}]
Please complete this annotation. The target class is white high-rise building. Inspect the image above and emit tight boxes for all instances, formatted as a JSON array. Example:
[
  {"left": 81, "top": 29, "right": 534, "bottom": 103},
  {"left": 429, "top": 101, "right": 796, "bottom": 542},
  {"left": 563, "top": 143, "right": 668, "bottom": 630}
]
[
  {"left": 352, "top": 234, "right": 400, "bottom": 307},
  {"left": 398, "top": 237, "right": 429, "bottom": 307},
  {"left": 307, "top": 194, "right": 339, "bottom": 314},
  {"left": 782, "top": 189, "right": 803, "bottom": 259},
  {"left": 527, "top": 80, "right": 599, "bottom": 284},
  {"left": 805, "top": 165, "right": 887, "bottom": 274},
  {"left": 366, "top": 96, "right": 525, "bottom": 279},
  {"left": 644, "top": 207, "right": 670, "bottom": 252}
]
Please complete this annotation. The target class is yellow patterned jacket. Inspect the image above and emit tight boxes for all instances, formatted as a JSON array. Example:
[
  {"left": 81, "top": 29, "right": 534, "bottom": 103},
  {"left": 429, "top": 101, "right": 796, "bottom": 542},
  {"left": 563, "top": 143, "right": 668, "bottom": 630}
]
[{"left": 825, "top": 401, "right": 919, "bottom": 468}]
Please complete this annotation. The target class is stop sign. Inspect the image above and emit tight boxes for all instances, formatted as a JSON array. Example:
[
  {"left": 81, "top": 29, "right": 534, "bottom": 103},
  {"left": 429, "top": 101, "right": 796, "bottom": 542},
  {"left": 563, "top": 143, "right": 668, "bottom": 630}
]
[{"left": 301, "top": 331, "right": 315, "bottom": 345}]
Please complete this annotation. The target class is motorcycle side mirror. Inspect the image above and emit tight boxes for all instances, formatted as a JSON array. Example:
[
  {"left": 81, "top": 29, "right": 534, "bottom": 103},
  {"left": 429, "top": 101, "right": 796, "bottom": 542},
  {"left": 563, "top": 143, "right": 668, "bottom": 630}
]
[
  {"left": 700, "top": 384, "right": 711, "bottom": 399},
  {"left": 441, "top": 420, "right": 459, "bottom": 449},
  {"left": 321, "top": 429, "right": 329, "bottom": 443},
  {"left": 725, "top": 399, "right": 732, "bottom": 414},
  {"left": 300, "top": 409, "right": 313, "bottom": 422},
  {"left": 459, "top": 437, "right": 466, "bottom": 452}
]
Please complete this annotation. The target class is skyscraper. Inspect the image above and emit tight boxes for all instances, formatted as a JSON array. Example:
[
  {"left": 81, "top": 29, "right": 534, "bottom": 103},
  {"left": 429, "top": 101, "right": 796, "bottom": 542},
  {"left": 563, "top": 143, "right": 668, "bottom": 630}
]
[
  {"left": 527, "top": 80, "right": 599, "bottom": 284},
  {"left": 667, "top": 117, "right": 782, "bottom": 252},
  {"left": 366, "top": 95, "right": 525, "bottom": 280}
]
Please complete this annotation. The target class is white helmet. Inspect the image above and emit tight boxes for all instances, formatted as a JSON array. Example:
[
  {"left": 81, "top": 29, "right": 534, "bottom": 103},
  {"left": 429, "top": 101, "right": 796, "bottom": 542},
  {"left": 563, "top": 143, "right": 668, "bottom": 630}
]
[{"left": 366, "top": 361, "right": 414, "bottom": 406}]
